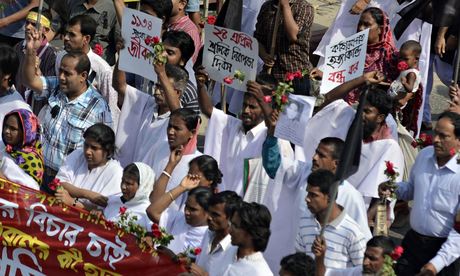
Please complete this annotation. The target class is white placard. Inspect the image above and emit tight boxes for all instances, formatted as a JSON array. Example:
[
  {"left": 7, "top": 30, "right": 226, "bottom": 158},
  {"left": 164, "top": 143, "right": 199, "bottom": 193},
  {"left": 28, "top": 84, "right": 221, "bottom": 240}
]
[
  {"left": 203, "top": 24, "right": 259, "bottom": 91},
  {"left": 119, "top": 7, "right": 162, "bottom": 82},
  {"left": 274, "top": 95, "right": 316, "bottom": 146},
  {"left": 320, "top": 29, "right": 369, "bottom": 94}
]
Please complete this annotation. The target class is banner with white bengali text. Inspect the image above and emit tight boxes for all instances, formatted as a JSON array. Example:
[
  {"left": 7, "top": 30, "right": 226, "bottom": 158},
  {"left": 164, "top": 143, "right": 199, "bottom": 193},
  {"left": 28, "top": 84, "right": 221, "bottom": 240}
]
[
  {"left": 0, "top": 178, "right": 185, "bottom": 275},
  {"left": 320, "top": 29, "right": 369, "bottom": 94}
]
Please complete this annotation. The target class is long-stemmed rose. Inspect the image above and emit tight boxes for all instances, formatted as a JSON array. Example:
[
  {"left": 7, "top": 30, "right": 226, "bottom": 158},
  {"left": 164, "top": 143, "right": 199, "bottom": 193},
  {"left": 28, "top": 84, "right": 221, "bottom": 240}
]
[
  {"left": 263, "top": 69, "right": 308, "bottom": 111},
  {"left": 223, "top": 70, "right": 246, "bottom": 85},
  {"left": 144, "top": 36, "right": 167, "bottom": 65},
  {"left": 382, "top": 161, "right": 399, "bottom": 200}
]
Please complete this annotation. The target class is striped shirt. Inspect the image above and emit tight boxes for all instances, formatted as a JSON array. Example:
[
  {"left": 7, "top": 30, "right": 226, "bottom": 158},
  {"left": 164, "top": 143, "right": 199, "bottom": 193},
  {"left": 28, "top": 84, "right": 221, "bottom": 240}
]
[
  {"left": 168, "top": 16, "right": 202, "bottom": 63},
  {"left": 181, "top": 80, "right": 200, "bottom": 115},
  {"left": 38, "top": 77, "right": 112, "bottom": 171},
  {"left": 295, "top": 210, "right": 366, "bottom": 269}
]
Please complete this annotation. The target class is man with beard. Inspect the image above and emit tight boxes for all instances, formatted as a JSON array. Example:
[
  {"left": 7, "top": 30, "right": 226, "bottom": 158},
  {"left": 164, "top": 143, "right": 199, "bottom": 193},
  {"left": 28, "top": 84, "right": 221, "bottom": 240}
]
[{"left": 313, "top": 236, "right": 396, "bottom": 275}]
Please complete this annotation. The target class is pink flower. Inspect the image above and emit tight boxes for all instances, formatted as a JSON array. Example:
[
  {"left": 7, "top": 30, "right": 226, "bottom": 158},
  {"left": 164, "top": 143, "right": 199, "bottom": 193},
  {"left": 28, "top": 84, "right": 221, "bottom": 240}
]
[
  {"left": 397, "top": 61, "right": 409, "bottom": 72},
  {"left": 223, "top": 77, "right": 233, "bottom": 84},
  {"left": 390, "top": 246, "right": 404, "bottom": 261},
  {"left": 263, "top": 95, "right": 272, "bottom": 103},
  {"left": 207, "top": 15, "right": 216, "bottom": 25},
  {"left": 49, "top": 178, "right": 61, "bottom": 191},
  {"left": 153, "top": 36, "right": 160, "bottom": 44},
  {"left": 450, "top": 148, "right": 457, "bottom": 157},
  {"left": 119, "top": 206, "right": 127, "bottom": 215},
  {"left": 5, "top": 145, "right": 12, "bottom": 153},
  {"left": 194, "top": 247, "right": 202, "bottom": 255},
  {"left": 281, "top": 94, "right": 289, "bottom": 104},
  {"left": 285, "top": 72, "right": 295, "bottom": 81},
  {"left": 92, "top": 44, "right": 104, "bottom": 56}
]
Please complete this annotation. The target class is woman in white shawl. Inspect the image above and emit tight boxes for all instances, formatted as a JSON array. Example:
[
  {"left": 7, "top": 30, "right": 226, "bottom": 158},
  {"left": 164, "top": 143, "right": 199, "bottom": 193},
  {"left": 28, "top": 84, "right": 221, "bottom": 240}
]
[
  {"left": 103, "top": 162, "right": 155, "bottom": 230},
  {"left": 55, "top": 123, "right": 123, "bottom": 209}
]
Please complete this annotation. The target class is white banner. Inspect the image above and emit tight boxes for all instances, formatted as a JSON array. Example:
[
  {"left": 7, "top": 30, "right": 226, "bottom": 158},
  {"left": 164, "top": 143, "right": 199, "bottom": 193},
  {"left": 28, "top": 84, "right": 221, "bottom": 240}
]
[
  {"left": 119, "top": 7, "right": 162, "bottom": 82},
  {"left": 275, "top": 95, "right": 316, "bottom": 146},
  {"left": 320, "top": 29, "right": 369, "bottom": 94},
  {"left": 203, "top": 24, "right": 259, "bottom": 91}
]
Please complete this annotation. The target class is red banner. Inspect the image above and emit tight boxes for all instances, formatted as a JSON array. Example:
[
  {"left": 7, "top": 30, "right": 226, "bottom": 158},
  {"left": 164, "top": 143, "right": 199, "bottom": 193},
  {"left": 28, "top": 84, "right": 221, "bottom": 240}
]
[{"left": 0, "top": 178, "right": 186, "bottom": 275}]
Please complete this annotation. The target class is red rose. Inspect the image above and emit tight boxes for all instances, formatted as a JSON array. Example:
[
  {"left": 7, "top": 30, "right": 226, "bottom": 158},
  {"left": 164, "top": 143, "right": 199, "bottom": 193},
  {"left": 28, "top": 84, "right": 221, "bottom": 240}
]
[
  {"left": 390, "top": 246, "right": 404, "bottom": 261},
  {"left": 145, "top": 36, "right": 152, "bottom": 45},
  {"left": 450, "top": 148, "right": 457, "bottom": 157},
  {"left": 285, "top": 72, "right": 295, "bottom": 81},
  {"left": 106, "top": 220, "right": 115, "bottom": 229},
  {"left": 293, "top": 70, "right": 302, "bottom": 79},
  {"left": 223, "top": 77, "right": 233, "bottom": 84},
  {"left": 153, "top": 36, "right": 160, "bottom": 44},
  {"left": 194, "top": 247, "right": 202, "bottom": 255},
  {"left": 153, "top": 229, "right": 162, "bottom": 238},
  {"left": 385, "top": 161, "right": 396, "bottom": 175},
  {"left": 152, "top": 223, "right": 159, "bottom": 231},
  {"left": 397, "top": 61, "right": 409, "bottom": 72},
  {"left": 423, "top": 135, "right": 433, "bottom": 146},
  {"left": 263, "top": 95, "right": 272, "bottom": 103},
  {"left": 5, "top": 145, "right": 12, "bottom": 153},
  {"left": 411, "top": 140, "right": 418, "bottom": 148},
  {"left": 119, "top": 206, "right": 127, "bottom": 215},
  {"left": 419, "top": 133, "right": 427, "bottom": 141},
  {"left": 92, "top": 44, "right": 104, "bottom": 57},
  {"left": 207, "top": 15, "right": 216, "bottom": 25},
  {"left": 281, "top": 94, "right": 289, "bottom": 104},
  {"left": 49, "top": 178, "right": 61, "bottom": 191}
]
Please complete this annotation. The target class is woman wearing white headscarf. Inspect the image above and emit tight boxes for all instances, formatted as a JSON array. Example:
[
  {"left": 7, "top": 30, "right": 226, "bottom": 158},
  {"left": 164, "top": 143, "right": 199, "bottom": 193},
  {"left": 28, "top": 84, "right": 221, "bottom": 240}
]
[{"left": 103, "top": 162, "right": 155, "bottom": 230}]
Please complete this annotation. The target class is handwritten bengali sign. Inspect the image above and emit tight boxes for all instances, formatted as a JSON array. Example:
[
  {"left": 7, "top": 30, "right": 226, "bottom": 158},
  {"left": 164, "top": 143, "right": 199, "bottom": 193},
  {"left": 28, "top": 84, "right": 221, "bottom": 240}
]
[
  {"left": 0, "top": 178, "right": 185, "bottom": 275},
  {"left": 320, "top": 29, "right": 369, "bottom": 94},
  {"left": 203, "top": 24, "right": 258, "bottom": 91},
  {"left": 119, "top": 7, "right": 162, "bottom": 82}
]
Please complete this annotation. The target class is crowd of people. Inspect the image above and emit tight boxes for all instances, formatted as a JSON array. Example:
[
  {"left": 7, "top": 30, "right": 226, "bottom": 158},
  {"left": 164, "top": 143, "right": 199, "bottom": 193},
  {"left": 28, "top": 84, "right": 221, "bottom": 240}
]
[{"left": 0, "top": 0, "right": 460, "bottom": 275}]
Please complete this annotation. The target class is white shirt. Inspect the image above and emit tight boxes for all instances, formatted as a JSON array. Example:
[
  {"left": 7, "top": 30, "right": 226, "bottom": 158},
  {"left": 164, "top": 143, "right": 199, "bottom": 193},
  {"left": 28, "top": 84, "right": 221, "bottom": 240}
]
[
  {"left": 104, "top": 193, "right": 152, "bottom": 230},
  {"left": 196, "top": 231, "right": 236, "bottom": 276},
  {"left": 222, "top": 248, "right": 273, "bottom": 276},
  {"left": 296, "top": 211, "right": 367, "bottom": 269},
  {"left": 160, "top": 208, "right": 208, "bottom": 254},
  {"left": 396, "top": 146, "right": 460, "bottom": 272},
  {"left": 204, "top": 108, "right": 293, "bottom": 195},
  {"left": 325, "top": 266, "right": 362, "bottom": 276},
  {"left": 0, "top": 151, "right": 39, "bottom": 190},
  {"left": 56, "top": 148, "right": 123, "bottom": 208}
]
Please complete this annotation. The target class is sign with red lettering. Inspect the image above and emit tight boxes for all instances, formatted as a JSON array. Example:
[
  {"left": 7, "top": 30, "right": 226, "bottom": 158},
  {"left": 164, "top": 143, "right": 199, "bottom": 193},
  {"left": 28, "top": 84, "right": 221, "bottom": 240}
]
[
  {"left": 0, "top": 178, "right": 186, "bottom": 275},
  {"left": 203, "top": 24, "right": 259, "bottom": 91},
  {"left": 320, "top": 29, "right": 369, "bottom": 94},
  {"left": 119, "top": 7, "right": 163, "bottom": 82}
]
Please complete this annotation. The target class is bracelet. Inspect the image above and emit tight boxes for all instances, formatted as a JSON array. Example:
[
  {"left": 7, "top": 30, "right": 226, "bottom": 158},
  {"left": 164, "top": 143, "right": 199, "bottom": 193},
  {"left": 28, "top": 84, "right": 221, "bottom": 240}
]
[
  {"left": 72, "top": 197, "right": 79, "bottom": 207},
  {"left": 168, "top": 191, "right": 174, "bottom": 202},
  {"left": 162, "top": 170, "right": 172, "bottom": 179}
]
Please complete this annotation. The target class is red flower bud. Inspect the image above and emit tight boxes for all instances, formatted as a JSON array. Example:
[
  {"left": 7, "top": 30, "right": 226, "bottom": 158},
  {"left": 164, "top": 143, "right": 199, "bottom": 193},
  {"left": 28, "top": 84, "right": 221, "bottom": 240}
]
[
  {"left": 411, "top": 140, "right": 418, "bottom": 148},
  {"left": 285, "top": 73, "right": 295, "bottom": 81},
  {"left": 92, "top": 44, "right": 104, "bottom": 56},
  {"left": 390, "top": 246, "right": 404, "bottom": 261},
  {"left": 153, "top": 229, "right": 162, "bottom": 238},
  {"left": 207, "top": 15, "right": 216, "bottom": 25},
  {"left": 397, "top": 61, "right": 409, "bottom": 72},
  {"left": 153, "top": 36, "right": 160, "bottom": 44},
  {"left": 5, "top": 145, "right": 12, "bottom": 153},
  {"left": 223, "top": 77, "right": 233, "bottom": 84},
  {"left": 293, "top": 70, "right": 302, "bottom": 79},
  {"left": 144, "top": 36, "right": 152, "bottom": 45},
  {"left": 263, "top": 95, "right": 272, "bottom": 103},
  {"left": 194, "top": 248, "right": 202, "bottom": 255},
  {"left": 385, "top": 161, "right": 396, "bottom": 175},
  {"left": 281, "top": 94, "right": 289, "bottom": 104},
  {"left": 119, "top": 206, "right": 127, "bottom": 215},
  {"left": 450, "top": 148, "right": 457, "bottom": 157}
]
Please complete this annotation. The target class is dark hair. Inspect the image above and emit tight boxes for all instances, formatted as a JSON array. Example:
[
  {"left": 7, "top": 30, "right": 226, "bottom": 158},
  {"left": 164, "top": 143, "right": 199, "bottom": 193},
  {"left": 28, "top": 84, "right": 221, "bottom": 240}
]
[
  {"left": 28, "top": 7, "right": 53, "bottom": 30},
  {"left": 193, "top": 46, "right": 205, "bottom": 71},
  {"left": 363, "top": 7, "right": 385, "bottom": 27},
  {"left": 438, "top": 111, "right": 460, "bottom": 138},
  {"left": 280, "top": 253, "right": 315, "bottom": 276},
  {"left": 83, "top": 123, "right": 116, "bottom": 158},
  {"left": 188, "top": 187, "right": 213, "bottom": 210},
  {"left": 165, "top": 63, "right": 189, "bottom": 93},
  {"left": 307, "top": 169, "right": 336, "bottom": 197},
  {"left": 162, "top": 30, "right": 195, "bottom": 64},
  {"left": 366, "top": 87, "right": 393, "bottom": 117},
  {"left": 366, "top": 236, "right": 395, "bottom": 256},
  {"left": 2, "top": 113, "right": 23, "bottom": 145},
  {"left": 170, "top": 108, "right": 200, "bottom": 131},
  {"left": 189, "top": 155, "right": 223, "bottom": 190},
  {"left": 62, "top": 51, "right": 91, "bottom": 75},
  {"left": 400, "top": 40, "right": 422, "bottom": 57},
  {"left": 0, "top": 44, "right": 19, "bottom": 87},
  {"left": 124, "top": 163, "right": 140, "bottom": 183},
  {"left": 256, "top": 72, "right": 278, "bottom": 88},
  {"left": 68, "top": 14, "right": 97, "bottom": 42},
  {"left": 207, "top": 191, "right": 241, "bottom": 217},
  {"left": 141, "top": 0, "right": 173, "bottom": 22},
  {"left": 235, "top": 202, "right": 271, "bottom": 252},
  {"left": 319, "top": 137, "right": 344, "bottom": 161}
]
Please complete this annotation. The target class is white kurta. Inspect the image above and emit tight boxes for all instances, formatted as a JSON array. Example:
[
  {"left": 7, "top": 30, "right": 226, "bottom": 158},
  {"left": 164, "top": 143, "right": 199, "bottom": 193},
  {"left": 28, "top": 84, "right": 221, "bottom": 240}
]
[
  {"left": 0, "top": 90, "right": 31, "bottom": 145},
  {"left": 0, "top": 152, "right": 39, "bottom": 190},
  {"left": 160, "top": 208, "right": 208, "bottom": 254},
  {"left": 56, "top": 148, "right": 123, "bottom": 207},
  {"left": 204, "top": 108, "right": 293, "bottom": 195},
  {"left": 222, "top": 249, "right": 273, "bottom": 276},
  {"left": 115, "top": 85, "right": 169, "bottom": 167},
  {"left": 196, "top": 232, "right": 236, "bottom": 276},
  {"left": 104, "top": 193, "right": 152, "bottom": 230}
]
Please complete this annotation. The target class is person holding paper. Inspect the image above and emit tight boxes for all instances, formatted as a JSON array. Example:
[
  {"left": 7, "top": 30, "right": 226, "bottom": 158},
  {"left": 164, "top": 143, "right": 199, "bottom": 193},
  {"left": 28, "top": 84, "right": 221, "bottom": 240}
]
[{"left": 254, "top": 0, "right": 314, "bottom": 95}]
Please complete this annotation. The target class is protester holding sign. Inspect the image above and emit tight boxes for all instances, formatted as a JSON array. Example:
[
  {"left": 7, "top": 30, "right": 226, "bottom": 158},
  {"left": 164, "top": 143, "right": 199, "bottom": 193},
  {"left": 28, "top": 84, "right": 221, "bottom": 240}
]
[{"left": 254, "top": 0, "right": 314, "bottom": 95}]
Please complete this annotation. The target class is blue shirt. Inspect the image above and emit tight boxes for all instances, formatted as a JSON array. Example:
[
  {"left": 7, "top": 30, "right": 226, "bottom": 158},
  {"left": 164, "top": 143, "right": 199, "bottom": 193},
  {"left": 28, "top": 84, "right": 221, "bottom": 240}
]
[
  {"left": 0, "top": 0, "right": 28, "bottom": 38},
  {"left": 396, "top": 146, "right": 460, "bottom": 272},
  {"left": 39, "top": 77, "right": 112, "bottom": 171}
]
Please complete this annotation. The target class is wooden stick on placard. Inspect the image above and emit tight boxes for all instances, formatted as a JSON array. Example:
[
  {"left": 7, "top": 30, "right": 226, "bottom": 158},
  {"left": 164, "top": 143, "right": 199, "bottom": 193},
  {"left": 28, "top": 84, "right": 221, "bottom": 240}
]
[
  {"left": 35, "top": 0, "right": 44, "bottom": 32},
  {"left": 208, "top": 80, "right": 216, "bottom": 97},
  {"left": 453, "top": 28, "right": 460, "bottom": 85},
  {"left": 267, "top": 3, "right": 282, "bottom": 75},
  {"left": 221, "top": 83, "right": 227, "bottom": 114},
  {"left": 319, "top": 180, "right": 340, "bottom": 237}
]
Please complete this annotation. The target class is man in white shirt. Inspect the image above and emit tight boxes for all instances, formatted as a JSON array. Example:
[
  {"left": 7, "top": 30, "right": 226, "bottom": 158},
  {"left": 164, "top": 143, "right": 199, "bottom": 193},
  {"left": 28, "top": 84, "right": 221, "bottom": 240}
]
[
  {"left": 314, "top": 236, "right": 396, "bottom": 276},
  {"left": 190, "top": 191, "right": 242, "bottom": 276},
  {"left": 380, "top": 111, "right": 460, "bottom": 275},
  {"left": 296, "top": 169, "right": 367, "bottom": 269},
  {"left": 222, "top": 202, "right": 273, "bottom": 276}
]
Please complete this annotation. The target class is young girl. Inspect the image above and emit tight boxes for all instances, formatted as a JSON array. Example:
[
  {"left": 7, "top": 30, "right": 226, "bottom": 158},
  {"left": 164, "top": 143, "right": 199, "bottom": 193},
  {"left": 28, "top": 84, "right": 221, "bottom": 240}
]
[
  {"left": 102, "top": 162, "right": 155, "bottom": 230},
  {"left": 55, "top": 123, "right": 123, "bottom": 209}
]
